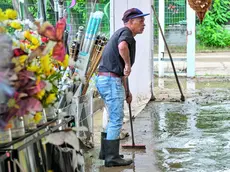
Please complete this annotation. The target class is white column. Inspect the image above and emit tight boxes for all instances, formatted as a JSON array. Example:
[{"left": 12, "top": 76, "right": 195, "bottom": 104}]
[
  {"left": 150, "top": 4, "right": 155, "bottom": 99},
  {"left": 158, "top": 0, "right": 165, "bottom": 77},
  {"left": 112, "top": 0, "right": 153, "bottom": 114},
  {"left": 186, "top": 0, "right": 196, "bottom": 77}
]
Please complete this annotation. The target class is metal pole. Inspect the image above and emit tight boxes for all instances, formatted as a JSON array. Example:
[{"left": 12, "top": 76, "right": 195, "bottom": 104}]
[
  {"left": 19, "top": 0, "right": 24, "bottom": 20},
  {"left": 149, "top": 0, "right": 155, "bottom": 101},
  {"left": 158, "top": 0, "right": 165, "bottom": 77},
  {"left": 54, "top": 0, "right": 59, "bottom": 23},
  {"left": 110, "top": 0, "right": 115, "bottom": 37},
  {"left": 40, "top": 0, "right": 47, "bottom": 21},
  {"left": 152, "top": 5, "right": 185, "bottom": 101}
]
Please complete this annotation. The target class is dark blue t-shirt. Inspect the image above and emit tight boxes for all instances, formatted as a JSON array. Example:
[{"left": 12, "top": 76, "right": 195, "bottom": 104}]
[{"left": 98, "top": 27, "right": 136, "bottom": 76}]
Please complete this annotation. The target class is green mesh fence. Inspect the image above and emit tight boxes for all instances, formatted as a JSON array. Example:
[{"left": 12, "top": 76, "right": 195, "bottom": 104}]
[
  {"left": 65, "top": 2, "right": 110, "bottom": 45},
  {"left": 0, "top": 2, "right": 110, "bottom": 44},
  {"left": 154, "top": 0, "right": 187, "bottom": 53}
]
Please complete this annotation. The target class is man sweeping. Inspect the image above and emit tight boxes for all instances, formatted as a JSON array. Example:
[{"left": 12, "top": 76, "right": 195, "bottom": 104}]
[{"left": 96, "top": 8, "right": 149, "bottom": 167}]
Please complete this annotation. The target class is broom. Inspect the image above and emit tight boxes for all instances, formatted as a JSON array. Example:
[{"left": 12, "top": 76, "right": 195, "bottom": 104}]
[{"left": 121, "top": 78, "right": 146, "bottom": 149}]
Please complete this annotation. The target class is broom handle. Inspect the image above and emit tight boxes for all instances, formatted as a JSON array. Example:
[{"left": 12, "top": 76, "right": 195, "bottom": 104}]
[
  {"left": 126, "top": 78, "right": 135, "bottom": 146},
  {"left": 151, "top": 5, "right": 185, "bottom": 101}
]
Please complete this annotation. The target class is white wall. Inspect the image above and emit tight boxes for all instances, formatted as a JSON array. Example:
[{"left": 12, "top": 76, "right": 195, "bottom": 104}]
[{"left": 111, "top": 0, "right": 153, "bottom": 104}]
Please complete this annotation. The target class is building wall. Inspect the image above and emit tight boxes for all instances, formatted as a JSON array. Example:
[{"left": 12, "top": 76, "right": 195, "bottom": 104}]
[{"left": 111, "top": 0, "right": 153, "bottom": 103}]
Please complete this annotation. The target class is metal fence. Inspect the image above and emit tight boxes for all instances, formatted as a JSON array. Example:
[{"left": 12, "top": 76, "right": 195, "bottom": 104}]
[
  {"left": 154, "top": 0, "right": 187, "bottom": 53},
  {"left": 66, "top": 2, "right": 110, "bottom": 47},
  {"left": 0, "top": 2, "right": 110, "bottom": 45}
]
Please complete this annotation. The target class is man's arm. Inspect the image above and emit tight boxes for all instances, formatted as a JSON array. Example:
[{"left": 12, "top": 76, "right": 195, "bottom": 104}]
[
  {"left": 118, "top": 41, "right": 131, "bottom": 76},
  {"left": 119, "top": 41, "right": 132, "bottom": 103},
  {"left": 122, "top": 77, "right": 132, "bottom": 104}
]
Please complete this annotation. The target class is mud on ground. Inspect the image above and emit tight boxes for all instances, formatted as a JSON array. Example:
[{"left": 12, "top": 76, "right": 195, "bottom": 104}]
[{"left": 84, "top": 77, "right": 230, "bottom": 172}]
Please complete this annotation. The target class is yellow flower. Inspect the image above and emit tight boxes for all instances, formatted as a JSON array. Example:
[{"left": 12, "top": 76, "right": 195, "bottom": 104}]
[
  {"left": 5, "top": 9, "right": 17, "bottom": 20},
  {"left": 20, "top": 43, "right": 26, "bottom": 51},
  {"left": 41, "top": 55, "right": 52, "bottom": 76},
  {"left": 12, "top": 57, "right": 23, "bottom": 72},
  {"left": 45, "top": 93, "right": 56, "bottom": 105},
  {"left": 0, "top": 9, "right": 7, "bottom": 21},
  {"left": 10, "top": 21, "right": 22, "bottom": 30},
  {"left": 36, "top": 89, "right": 45, "bottom": 100},
  {"left": 24, "top": 30, "right": 32, "bottom": 41},
  {"left": 7, "top": 99, "right": 19, "bottom": 109},
  {"left": 27, "top": 65, "right": 42, "bottom": 73},
  {"left": 31, "top": 37, "right": 39, "bottom": 45},
  {"left": 61, "top": 54, "right": 69, "bottom": 69},
  {"left": 30, "top": 45, "right": 39, "bottom": 50},
  {"left": 26, "top": 44, "right": 31, "bottom": 50},
  {"left": 34, "top": 112, "right": 42, "bottom": 124},
  {"left": 19, "top": 55, "right": 28, "bottom": 64}
]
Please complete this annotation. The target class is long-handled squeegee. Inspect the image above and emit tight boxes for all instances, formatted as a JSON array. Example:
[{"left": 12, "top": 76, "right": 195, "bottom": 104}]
[
  {"left": 151, "top": 5, "right": 185, "bottom": 102},
  {"left": 121, "top": 78, "right": 146, "bottom": 149}
]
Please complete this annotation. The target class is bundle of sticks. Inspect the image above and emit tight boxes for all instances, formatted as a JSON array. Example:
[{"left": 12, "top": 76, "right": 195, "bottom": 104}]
[
  {"left": 81, "top": 35, "right": 108, "bottom": 95},
  {"left": 188, "top": 0, "right": 212, "bottom": 23},
  {"left": 69, "top": 26, "right": 85, "bottom": 62}
]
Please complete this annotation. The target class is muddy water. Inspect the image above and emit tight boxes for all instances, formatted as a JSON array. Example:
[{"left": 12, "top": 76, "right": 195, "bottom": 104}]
[{"left": 150, "top": 78, "right": 230, "bottom": 172}]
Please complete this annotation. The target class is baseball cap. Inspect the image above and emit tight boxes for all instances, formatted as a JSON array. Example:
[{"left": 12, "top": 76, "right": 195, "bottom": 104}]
[{"left": 122, "top": 8, "right": 150, "bottom": 23}]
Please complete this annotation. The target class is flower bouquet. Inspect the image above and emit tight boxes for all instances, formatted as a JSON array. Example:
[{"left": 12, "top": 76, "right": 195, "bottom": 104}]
[{"left": 0, "top": 8, "right": 69, "bottom": 133}]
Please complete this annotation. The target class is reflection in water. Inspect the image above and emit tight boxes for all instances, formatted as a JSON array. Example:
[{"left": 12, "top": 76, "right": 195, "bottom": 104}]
[{"left": 151, "top": 78, "right": 230, "bottom": 172}]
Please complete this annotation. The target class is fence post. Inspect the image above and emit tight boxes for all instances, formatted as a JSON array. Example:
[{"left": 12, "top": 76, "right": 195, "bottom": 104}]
[
  {"left": 158, "top": 0, "right": 165, "bottom": 77},
  {"left": 110, "top": 0, "right": 115, "bottom": 37},
  {"left": 186, "top": 0, "right": 196, "bottom": 77},
  {"left": 19, "top": 0, "right": 24, "bottom": 20}
]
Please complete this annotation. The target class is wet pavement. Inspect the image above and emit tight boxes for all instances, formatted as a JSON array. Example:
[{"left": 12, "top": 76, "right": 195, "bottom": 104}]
[{"left": 85, "top": 77, "right": 230, "bottom": 172}]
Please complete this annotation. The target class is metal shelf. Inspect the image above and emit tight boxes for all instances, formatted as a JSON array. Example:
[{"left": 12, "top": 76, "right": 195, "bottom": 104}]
[{"left": 0, "top": 116, "right": 74, "bottom": 164}]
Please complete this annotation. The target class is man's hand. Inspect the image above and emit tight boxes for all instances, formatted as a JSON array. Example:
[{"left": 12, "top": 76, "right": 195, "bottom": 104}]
[
  {"left": 126, "top": 91, "right": 132, "bottom": 104},
  {"left": 124, "top": 64, "right": 131, "bottom": 76}
]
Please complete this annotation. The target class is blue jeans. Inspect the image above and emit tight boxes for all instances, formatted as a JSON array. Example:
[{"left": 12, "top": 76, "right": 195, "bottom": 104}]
[{"left": 96, "top": 75, "right": 125, "bottom": 140}]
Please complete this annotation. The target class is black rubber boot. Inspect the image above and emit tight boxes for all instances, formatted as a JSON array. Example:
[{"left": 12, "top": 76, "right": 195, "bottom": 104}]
[
  {"left": 99, "top": 132, "right": 124, "bottom": 160},
  {"left": 99, "top": 132, "right": 107, "bottom": 159},
  {"left": 104, "top": 139, "right": 133, "bottom": 167}
]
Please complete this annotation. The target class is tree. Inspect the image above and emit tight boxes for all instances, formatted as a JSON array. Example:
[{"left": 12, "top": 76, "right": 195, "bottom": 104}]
[{"left": 196, "top": 0, "right": 230, "bottom": 47}]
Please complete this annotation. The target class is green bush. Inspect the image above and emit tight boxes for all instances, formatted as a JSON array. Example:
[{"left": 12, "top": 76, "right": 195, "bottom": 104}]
[{"left": 196, "top": 0, "right": 230, "bottom": 47}]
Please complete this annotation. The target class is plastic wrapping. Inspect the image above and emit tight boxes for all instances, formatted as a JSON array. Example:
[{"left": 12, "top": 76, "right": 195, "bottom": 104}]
[
  {"left": 46, "top": 131, "right": 85, "bottom": 172},
  {"left": 47, "top": 144, "right": 84, "bottom": 172}
]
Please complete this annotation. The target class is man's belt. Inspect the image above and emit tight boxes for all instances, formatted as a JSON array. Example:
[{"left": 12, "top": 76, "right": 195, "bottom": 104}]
[{"left": 98, "top": 72, "right": 121, "bottom": 78}]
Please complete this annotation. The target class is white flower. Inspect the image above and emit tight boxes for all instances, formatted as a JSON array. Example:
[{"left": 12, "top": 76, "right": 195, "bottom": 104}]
[
  {"left": 44, "top": 80, "right": 53, "bottom": 91},
  {"left": 23, "top": 19, "right": 37, "bottom": 30},
  {"left": 14, "top": 30, "right": 25, "bottom": 40}
]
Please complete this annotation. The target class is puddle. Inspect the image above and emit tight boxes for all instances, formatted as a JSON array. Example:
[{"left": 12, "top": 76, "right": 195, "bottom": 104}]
[
  {"left": 84, "top": 78, "right": 230, "bottom": 172},
  {"left": 149, "top": 78, "right": 230, "bottom": 171}
]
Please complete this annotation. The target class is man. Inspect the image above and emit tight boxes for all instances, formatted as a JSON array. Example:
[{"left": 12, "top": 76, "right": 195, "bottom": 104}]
[{"left": 96, "top": 8, "right": 149, "bottom": 167}]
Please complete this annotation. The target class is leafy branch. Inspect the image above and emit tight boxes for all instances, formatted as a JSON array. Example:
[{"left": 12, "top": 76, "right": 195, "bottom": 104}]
[{"left": 197, "top": 0, "right": 230, "bottom": 47}]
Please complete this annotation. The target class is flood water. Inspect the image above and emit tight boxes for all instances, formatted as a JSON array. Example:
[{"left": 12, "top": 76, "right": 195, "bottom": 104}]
[
  {"left": 150, "top": 78, "right": 230, "bottom": 172},
  {"left": 85, "top": 78, "right": 230, "bottom": 172}
]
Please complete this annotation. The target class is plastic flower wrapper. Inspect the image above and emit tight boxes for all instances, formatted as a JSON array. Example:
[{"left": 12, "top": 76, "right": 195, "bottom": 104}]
[{"left": 0, "top": 34, "right": 14, "bottom": 104}]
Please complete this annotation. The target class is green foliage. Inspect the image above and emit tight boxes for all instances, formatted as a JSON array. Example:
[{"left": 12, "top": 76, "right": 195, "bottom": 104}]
[
  {"left": 197, "top": 0, "right": 230, "bottom": 47},
  {"left": 0, "top": 0, "right": 13, "bottom": 10}
]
